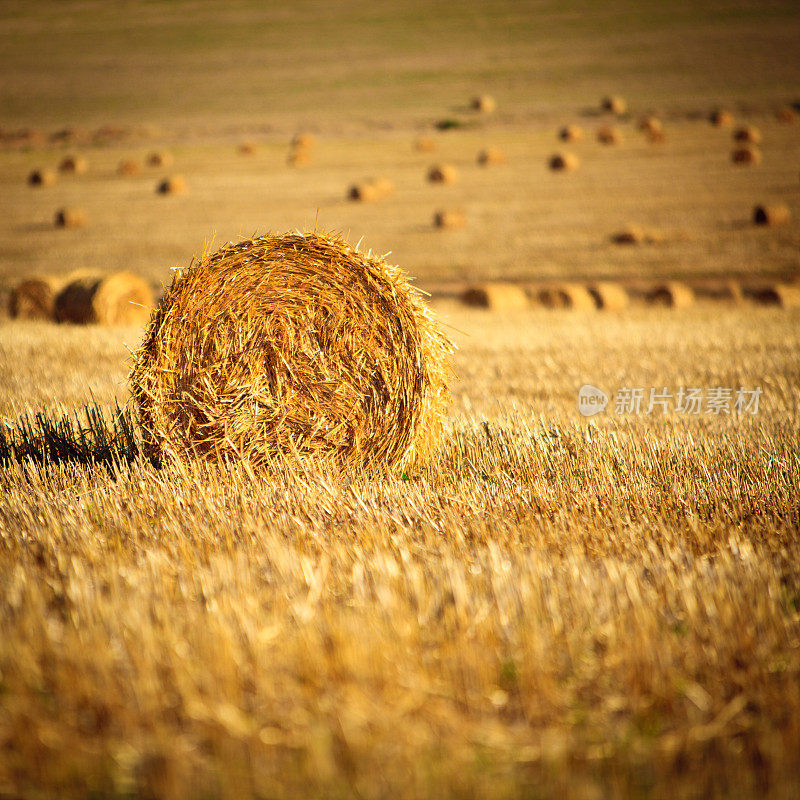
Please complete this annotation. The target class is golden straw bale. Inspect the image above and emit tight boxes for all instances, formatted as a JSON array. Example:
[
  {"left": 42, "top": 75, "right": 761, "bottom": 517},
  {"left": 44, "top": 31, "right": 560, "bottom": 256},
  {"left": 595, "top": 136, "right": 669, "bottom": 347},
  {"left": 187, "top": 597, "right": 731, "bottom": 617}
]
[
  {"left": 748, "top": 284, "right": 800, "bottom": 308},
  {"left": 776, "top": 106, "right": 798, "bottom": 124},
  {"left": 588, "top": 282, "right": 629, "bottom": 310},
  {"left": 128, "top": 232, "right": 452, "bottom": 471},
  {"left": 147, "top": 151, "right": 173, "bottom": 168},
  {"left": 292, "top": 132, "right": 316, "bottom": 149},
  {"left": 537, "top": 283, "right": 596, "bottom": 310},
  {"left": 462, "top": 283, "right": 528, "bottom": 310},
  {"left": 601, "top": 95, "right": 627, "bottom": 115},
  {"left": 28, "top": 169, "right": 56, "bottom": 187},
  {"left": 348, "top": 182, "right": 381, "bottom": 202},
  {"left": 753, "top": 204, "right": 790, "bottom": 226},
  {"left": 731, "top": 146, "right": 761, "bottom": 165},
  {"left": 433, "top": 210, "right": 465, "bottom": 229},
  {"left": 156, "top": 175, "right": 187, "bottom": 195},
  {"left": 414, "top": 137, "right": 436, "bottom": 152},
  {"left": 710, "top": 109, "right": 734, "bottom": 127},
  {"left": 549, "top": 152, "right": 580, "bottom": 171},
  {"left": 477, "top": 147, "right": 506, "bottom": 166},
  {"left": 372, "top": 177, "right": 395, "bottom": 198},
  {"left": 58, "top": 155, "right": 87, "bottom": 174},
  {"left": 733, "top": 126, "right": 761, "bottom": 144},
  {"left": 597, "top": 125, "right": 622, "bottom": 145},
  {"left": 238, "top": 142, "right": 256, "bottom": 155},
  {"left": 471, "top": 95, "right": 496, "bottom": 113},
  {"left": 610, "top": 226, "right": 648, "bottom": 244},
  {"left": 54, "top": 207, "right": 87, "bottom": 228},
  {"left": 9, "top": 276, "right": 67, "bottom": 320},
  {"left": 56, "top": 272, "right": 153, "bottom": 325},
  {"left": 287, "top": 148, "right": 312, "bottom": 167},
  {"left": 646, "top": 281, "right": 695, "bottom": 308},
  {"left": 427, "top": 164, "right": 458, "bottom": 184},
  {"left": 638, "top": 116, "right": 662, "bottom": 135},
  {"left": 558, "top": 124, "right": 583, "bottom": 142},
  {"left": 117, "top": 159, "right": 141, "bottom": 176}
]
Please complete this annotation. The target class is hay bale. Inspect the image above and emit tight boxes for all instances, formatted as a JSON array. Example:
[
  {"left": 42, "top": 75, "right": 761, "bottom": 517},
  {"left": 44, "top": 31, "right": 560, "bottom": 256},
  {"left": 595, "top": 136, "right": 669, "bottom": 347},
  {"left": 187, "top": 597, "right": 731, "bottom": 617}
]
[
  {"left": 558, "top": 124, "right": 583, "bottom": 142},
  {"left": 537, "top": 283, "right": 596, "bottom": 310},
  {"left": 54, "top": 207, "right": 87, "bottom": 228},
  {"left": 647, "top": 129, "right": 666, "bottom": 144},
  {"left": 58, "top": 155, "right": 87, "bottom": 174},
  {"left": 776, "top": 106, "right": 798, "bottom": 124},
  {"left": 731, "top": 146, "right": 761, "bottom": 165},
  {"left": 292, "top": 132, "right": 316, "bottom": 149},
  {"left": 710, "top": 109, "right": 734, "bottom": 127},
  {"left": 156, "top": 175, "right": 186, "bottom": 195},
  {"left": 588, "top": 282, "right": 629, "bottom": 310},
  {"left": 9, "top": 276, "right": 66, "bottom": 320},
  {"left": 287, "top": 148, "right": 312, "bottom": 167},
  {"left": 733, "top": 126, "right": 761, "bottom": 144},
  {"left": 28, "top": 169, "right": 56, "bottom": 187},
  {"left": 601, "top": 95, "right": 626, "bottom": 115},
  {"left": 433, "top": 210, "right": 465, "bottom": 229},
  {"left": 128, "top": 232, "right": 451, "bottom": 471},
  {"left": 549, "top": 152, "right": 580, "bottom": 171},
  {"left": 238, "top": 141, "right": 257, "bottom": 155},
  {"left": 597, "top": 125, "right": 622, "bottom": 145},
  {"left": 147, "top": 151, "right": 173, "bottom": 168},
  {"left": 414, "top": 137, "right": 436, "bottom": 152},
  {"left": 55, "top": 272, "right": 153, "bottom": 325},
  {"left": 427, "top": 164, "right": 458, "bottom": 184},
  {"left": 646, "top": 281, "right": 695, "bottom": 308},
  {"left": 753, "top": 204, "right": 790, "bottom": 226},
  {"left": 118, "top": 159, "right": 141, "bottom": 176},
  {"left": 461, "top": 283, "right": 528, "bottom": 310},
  {"left": 638, "top": 116, "right": 662, "bottom": 135},
  {"left": 372, "top": 177, "right": 395, "bottom": 197},
  {"left": 748, "top": 284, "right": 800, "bottom": 308},
  {"left": 477, "top": 147, "right": 505, "bottom": 166},
  {"left": 610, "top": 226, "right": 648, "bottom": 244},
  {"left": 348, "top": 182, "right": 381, "bottom": 202},
  {"left": 471, "top": 95, "right": 496, "bottom": 113}
]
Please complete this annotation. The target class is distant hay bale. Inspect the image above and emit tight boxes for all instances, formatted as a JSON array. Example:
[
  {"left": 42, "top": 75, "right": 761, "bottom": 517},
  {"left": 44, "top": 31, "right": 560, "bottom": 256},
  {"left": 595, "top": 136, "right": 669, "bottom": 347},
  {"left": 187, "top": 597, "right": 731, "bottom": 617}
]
[
  {"left": 731, "top": 146, "right": 761, "bottom": 165},
  {"left": 597, "top": 125, "right": 622, "bottom": 145},
  {"left": 55, "top": 272, "right": 154, "bottom": 325},
  {"left": 372, "top": 177, "right": 395, "bottom": 197},
  {"left": 58, "top": 155, "right": 87, "bottom": 174},
  {"left": 548, "top": 152, "right": 580, "bottom": 171},
  {"left": 128, "top": 232, "right": 451, "bottom": 471},
  {"left": 588, "top": 282, "right": 629, "bottom": 310},
  {"left": 9, "top": 276, "right": 66, "bottom": 320},
  {"left": 414, "top": 137, "right": 436, "bottom": 152},
  {"left": 647, "top": 129, "right": 666, "bottom": 144},
  {"left": 558, "top": 124, "right": 583, "bottom": 142},
  {"left": 28, "top": 169, "right": 56, "bottom": 187},
  {"left": 156, "top": 175, "right": 186, "bottom": 195},
  {"left": 433, "top": 210, "right": 465, "bottom": 229},
  {"left": 292, "top": 132, "right": 316, "bottom": 149},
  {"left": 54, "top": 207, "right": 87, "bottom": 228},
  {"left": 348, "top": 181, "right": 381, "bottom": 202},
  {"left": 753, "top": 204, "right": 790, "bottom": 226},
  {"left": 733, "top": 126, "right": 761, "bottom": 144},
  {"left": 601, "top": 95, "right": 626, "bottom": 115},
  {"left": 748, "top": 283, "right": 800, "bottom": 308},
  {"left": 461, "top": 283, "right": 528, "bottom": 310},
  {"left": 776, "top": 106, "right": 798, "bottom": 124},
  {"left": 646, "top": 281, "right": 695, "bottom": 308},
  {"left": 710, "top": 109, "right": 734, "bottom": 127},
  {"left": 537, "top": 283, "right": 596, "bottom": 310},
  {"left": 471, "top": 95, "right": 496, "bottom": 113},
  {"left": 147, "top": 151, "right": 173, "bottom": 168},
  {"left": 427, "top": 164, "right": 458, "bottom": 184},
  {"left": 117, "top": 159, "right": 141, "bottom": 176},
  {"left": 287, "top": 148, "right": 312, "bottom": 167},
  {"left": 238, "top": 142, "right": 256, "bottom": 155},
  {"left": 638, "top": 116, "right": 662, "bottom": 135},
  {"left": 477, "top": 147, "right": 505, "bottom": 166},
  {"left": 610, "top": 226, "right": 647, "bottom": 244}
]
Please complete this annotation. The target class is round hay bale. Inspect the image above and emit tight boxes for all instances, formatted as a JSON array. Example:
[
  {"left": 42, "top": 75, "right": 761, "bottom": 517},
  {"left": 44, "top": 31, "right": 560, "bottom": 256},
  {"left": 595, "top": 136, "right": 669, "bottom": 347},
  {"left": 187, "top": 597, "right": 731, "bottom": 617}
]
[
  {"left": 427, "top": 164, "right": 458, "bottom": 184},
  {"left": 588, "top": 282, "right": 629, "bottom": 310},
  {"left": 733, "top": 126, "right": 761, "bottom": 144},
  {"left": 462, "top": 283, "right": 528, "bottom": 310},
  {"left": 477, "top": 147, "right": 505, "bottom": 166},
  {"left": 597, "top": 125, "right": 622, "bottom": 145},
  {"left": 414, "top": 137, "right": 436, "bottom": 152},
  {"left": 55, "top": 272, "right": 153, "bottom": 325},
  {"left": 647, "top": 129, "right": 666, "bottom": 144},
  {"left": 610, "top": 226, "right": 647, "bottom": 245},
  {"left": 147, "top": 151, "right": 173, "bottom": 168},
  {"left": 292, "top": 132, "right": 316, "bottom": 149},
  {"left": 731, "top": 146, "right": 761, "bottom": 165},
  {"left": 753, "top": 204, "right": 790, "bottom": 226},
  {"left": 287, "top": 148, "right": 312, "bottom": 167},
  {"left": 117, "top": 159, "right": 141, "bottom": 176},
  {"left": 471, "top": 94, "right": 496, "bottom": 113},
  {"left": 348, "top": 182, "right": 381, "bottom": 202},
  {"left": 433, "top": 210, "right": 465, "bottom": 229},
  {"left": 638, "top": 116, "right": 662, "bottom": 135},
  {"left": 601, "top": 95, "right": 626, "bottom": 115},
  {"left": 58, "top": 155, "right": 87, "bottom": 174},
  {"left": 710, "top": 108, "right": 734, "bottom": 127},
  {"left": 28, "top": 169, "right": 56, "bottom": 187},
  {"left": 749, "top": 283, "right": 800, "bottom": 308},
  {"left": 238, "top": 141, "right": 257, "bottom": 155},
  {"left": 549, "top": 152, "right": 580, "bottom": 171},
  {"left": 156, "top": 175, "right": 186, "bottom": 195},
  {"left": 9, "top": 276, "right": 66, "bottom": 320},
  {"left": 646, "top": 281, "right": 695, "bottom": 308},
  {"left": 558, "top": 124, "right": 583, "bottom": 142},
  {"left": 537, "top": 283, "right": 595, "bottom": 310},
  {"left": 128, "top": 232, "right": 452, "bottom": 471},
  {"left": 372, "top": 177, "right": 395, "bottom": 198},
  {"left": 776, "top": 106, "right": 798, "bottom": 124},
  {"left": 54, "top": 207, "right": 87, "bottom": 228}
]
